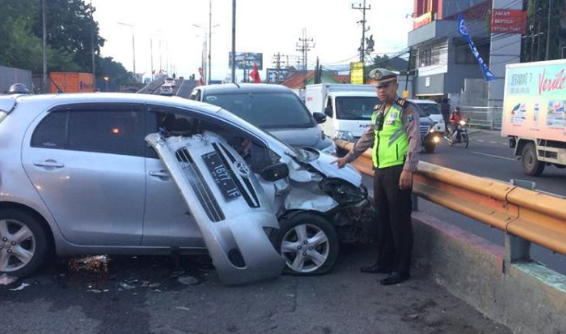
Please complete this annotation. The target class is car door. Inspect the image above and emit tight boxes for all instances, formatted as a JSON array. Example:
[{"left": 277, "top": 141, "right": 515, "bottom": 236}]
[
  {"left": 141, "top": 105, "right": 204, "bottom": 247},
  {"left": 21, "top": 103, "right": 146, "bottom": 246}
]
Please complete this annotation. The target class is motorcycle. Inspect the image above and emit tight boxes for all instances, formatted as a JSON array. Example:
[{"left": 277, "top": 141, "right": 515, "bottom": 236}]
[{"left": 444, "top": 119, "right": 469, "bottom": 148}]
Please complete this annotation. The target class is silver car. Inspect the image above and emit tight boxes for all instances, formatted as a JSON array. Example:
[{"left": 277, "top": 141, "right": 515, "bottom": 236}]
[{"left": 0, "top": 93, "right": 372, "bottom": 279}]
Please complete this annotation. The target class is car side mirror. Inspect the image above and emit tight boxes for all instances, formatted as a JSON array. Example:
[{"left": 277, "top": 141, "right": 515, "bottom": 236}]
[
  {"left": 314, "top": 112, "right": 327, "bottom": 124},
  {"left": 260, "top": 163, "right": 289, "bottom": 182},
  {"left": 324, "top": 105, "right": 333, "bottom": 118}
]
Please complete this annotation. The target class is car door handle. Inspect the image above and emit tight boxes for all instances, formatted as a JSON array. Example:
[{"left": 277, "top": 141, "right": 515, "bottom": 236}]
[
  {"left": 33, "top": 160, "right": 65, "bottom": 168},
  {"left": 149, "top": 170, "right": 169, "bottom": 178}
]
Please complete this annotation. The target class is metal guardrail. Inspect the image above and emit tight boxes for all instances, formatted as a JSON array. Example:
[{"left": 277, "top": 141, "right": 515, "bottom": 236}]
[
  {"left": 459, "top": 106, "right": 503, "bottom": 130},
  {"left": 335, "top": 140, "right": 566, "bottom": 257}
]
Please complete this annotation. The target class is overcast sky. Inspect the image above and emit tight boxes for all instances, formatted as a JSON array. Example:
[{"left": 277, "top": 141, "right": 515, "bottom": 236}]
[{"left": 92, "top": 0, "right": 413, "bottom": 81}]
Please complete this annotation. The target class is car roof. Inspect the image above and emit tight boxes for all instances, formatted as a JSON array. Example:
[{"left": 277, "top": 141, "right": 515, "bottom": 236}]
[
  {"left": 4, "top": 93, "right": 222, "bottom": 114},
  {"left": 409, "top": 99, "right": 437, "bottom": 105},
  {"left": 197, "top": 83, "right": 294, "bottom": 95}
]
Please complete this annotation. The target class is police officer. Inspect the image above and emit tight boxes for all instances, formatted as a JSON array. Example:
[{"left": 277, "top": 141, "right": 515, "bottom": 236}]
[
  {"left": 5, "top": 83, "right": 31, "bottom": 95},
  {"left": 333, "top": 68, "right": 421, "bottom": 285}
]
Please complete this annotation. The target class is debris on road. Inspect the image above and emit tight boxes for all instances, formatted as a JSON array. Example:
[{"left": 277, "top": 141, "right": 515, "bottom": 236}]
[
  {"left": 0, "top": 274, "right": 17, "bottom": 286},
  {"left": 9, "top": 282, "right": 30, "bottom": 291},
  {"left": 178, "top": 275, "right": 200, "bottom": 285}
]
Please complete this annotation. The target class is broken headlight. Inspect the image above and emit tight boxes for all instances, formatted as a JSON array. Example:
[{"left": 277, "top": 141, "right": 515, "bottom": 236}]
[{"left": 319, "top": 178, "right": 367, "bottom": 205}]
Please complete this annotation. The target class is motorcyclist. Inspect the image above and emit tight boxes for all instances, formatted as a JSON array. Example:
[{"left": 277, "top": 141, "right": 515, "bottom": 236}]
[{"left": 449, "top": 107, "right": 463, "bottom": 141}]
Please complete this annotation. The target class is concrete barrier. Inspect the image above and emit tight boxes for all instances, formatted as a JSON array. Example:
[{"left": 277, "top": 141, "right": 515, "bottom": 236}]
[{"left": 412, "top": 212, "right": 566, "bottom": 334}]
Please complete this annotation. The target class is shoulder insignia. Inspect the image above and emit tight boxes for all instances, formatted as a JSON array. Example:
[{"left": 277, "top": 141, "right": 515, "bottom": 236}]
[
  {"left": 373, "top": 104, "right": 383, "bottom": 111},
  {"left": 396, "top": 97, "right": 406, "bottom": 107}
]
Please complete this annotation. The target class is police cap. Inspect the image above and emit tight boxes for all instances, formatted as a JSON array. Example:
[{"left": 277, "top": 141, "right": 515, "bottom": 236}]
[{"left": 369, "top": 68, "right": 397, "bottom": 87}]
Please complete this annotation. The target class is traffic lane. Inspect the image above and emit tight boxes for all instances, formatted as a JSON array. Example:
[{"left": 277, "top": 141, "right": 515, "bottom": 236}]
[
  {"left": 0, "top": 248, "right": 509, "bottom": 334},
  {"left": 421, "top": 131, "right": 566, "bottom": 197},
  {"left": 360, "top": 174, "right": 566, "bottom": 275}
]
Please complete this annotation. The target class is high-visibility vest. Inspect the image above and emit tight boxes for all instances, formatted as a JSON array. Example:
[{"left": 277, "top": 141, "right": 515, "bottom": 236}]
[{"left": 372, "top": 100, "right": 409, "bottom": 169}]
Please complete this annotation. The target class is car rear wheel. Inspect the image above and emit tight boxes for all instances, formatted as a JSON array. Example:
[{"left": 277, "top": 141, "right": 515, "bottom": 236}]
[
  {"left": 0, "top": 209, "right": 49, "bottom": 277},
  {"left": 275, "top": 213, "right": 339, "bottom": 276}
]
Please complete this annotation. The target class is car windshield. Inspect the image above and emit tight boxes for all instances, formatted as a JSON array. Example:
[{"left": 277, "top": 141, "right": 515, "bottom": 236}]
[
  {"left": 416, "top": 103, "right": 440, "bottom": 117},
  {"left": 335, "top": 96, "right": 379, "bottom": 120},
  {"left": 203, "top": 92, "right": 314, "bottom": 128}
]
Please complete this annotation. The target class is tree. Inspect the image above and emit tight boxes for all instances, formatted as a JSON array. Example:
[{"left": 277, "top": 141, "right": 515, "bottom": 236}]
[
  {"left": 98, "top": 57, "right": 132, "bottom": 87},
  {"left": 521, "top": 0, "right": 563, "bottom": 62}
]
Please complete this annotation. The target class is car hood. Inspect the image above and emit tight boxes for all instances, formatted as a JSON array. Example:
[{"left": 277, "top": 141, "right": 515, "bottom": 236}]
[
  {"left": 265, "top": 126, "right": 321, "bottom": 148},
  {"left": 307, "top": 151, "right": 362, "bottom": 187}
]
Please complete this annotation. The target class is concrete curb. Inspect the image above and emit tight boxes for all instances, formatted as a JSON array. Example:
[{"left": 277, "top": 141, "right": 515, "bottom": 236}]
[{"left": 411, "top": 212, "right": 566, "bottom": 334}]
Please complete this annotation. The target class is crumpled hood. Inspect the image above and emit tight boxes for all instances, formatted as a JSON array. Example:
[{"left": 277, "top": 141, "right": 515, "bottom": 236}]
[{"left": 306, "top": 152, "right": 362, "bottom": 187}]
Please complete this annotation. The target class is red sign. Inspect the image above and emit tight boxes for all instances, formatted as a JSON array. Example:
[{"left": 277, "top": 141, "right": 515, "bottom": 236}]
[
  {"left": 491, "top": 9, "right": 527, "bottom": 34},
  {"left": 413, "top": 12, "right": 433, "bottom": 30}
]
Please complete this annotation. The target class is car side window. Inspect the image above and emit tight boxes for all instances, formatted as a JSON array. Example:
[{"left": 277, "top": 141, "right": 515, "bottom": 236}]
[
  {"left": 67, "top": 110, "right": 144, "bottom": 156},
  {"left": 32, "top": 107, "right": 144, "bottom": 157},
  {"left": 31, "top": 111, "right": 68, "bottom": 149}
]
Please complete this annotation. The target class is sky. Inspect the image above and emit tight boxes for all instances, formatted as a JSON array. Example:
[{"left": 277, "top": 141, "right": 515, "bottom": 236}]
[{"left": 91, "top": 0, "right": 414, "bottom": 81}]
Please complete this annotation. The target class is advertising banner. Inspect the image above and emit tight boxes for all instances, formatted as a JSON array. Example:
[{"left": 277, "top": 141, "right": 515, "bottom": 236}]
[
  {"left": 502, "top": 61, "right": 566, "bottom": 141},
  {"left": 350, "top": 62, "right": 364, "bottom": 85},
  {"left": 229, "top": 52, "right": 263, "bottom": 70},
  {"left": 491, "top": 9, "right": 527, "bottom": 34},
  {"left": 458, "top": 14, "right": 497, "bottom": 82}
]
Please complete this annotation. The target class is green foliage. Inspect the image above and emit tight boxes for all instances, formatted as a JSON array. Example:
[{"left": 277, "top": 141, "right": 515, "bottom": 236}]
[
  {"left": 0, "top": 0, "right": 130, "bottom": 85},
  {"left": 521, "top": 0, "right": 563, "bottom": 62}
]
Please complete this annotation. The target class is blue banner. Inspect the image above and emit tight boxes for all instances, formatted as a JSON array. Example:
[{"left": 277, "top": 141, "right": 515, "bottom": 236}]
[{"left": 458, "top": 14, "right": 497, "bottom": 82}]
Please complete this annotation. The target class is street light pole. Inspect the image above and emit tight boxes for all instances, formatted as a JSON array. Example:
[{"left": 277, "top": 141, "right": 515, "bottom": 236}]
[
  {"left": 208, "top": 0, "right": 212, "bottom": 85},
  {"left": 42, "top": 0, "right": 48, "bottom": 93},
  {"left": 231, "top": 0, "right": 236, "bottom": 83},
  {"left": 118, "top": 22, "right": 136, "bottom": 81}
]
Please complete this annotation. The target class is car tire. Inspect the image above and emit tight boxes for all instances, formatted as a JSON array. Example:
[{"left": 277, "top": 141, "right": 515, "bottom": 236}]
[
  {"left": 522, "top": 143, "right": 545, "bottom": 176},
  {"left": 0, "top": 209, "right": 49, "bottom": 277},
  {"left": 275, "top": 213, "right": 339, "bottom": 276},
  {"left": 424, "top": 141, "right": 436, "bottom": 153}
]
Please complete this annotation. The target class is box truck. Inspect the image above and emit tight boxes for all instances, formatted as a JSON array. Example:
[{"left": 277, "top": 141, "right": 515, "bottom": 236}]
[
  {"left": 502, "top": 60, "right": 566, "bottom": 176},
  {"left": 304, "top": 83, "right": 442, "bottom": 153},
  {"left": 49, "top": 72, "right": 94, "bottom": 93}
]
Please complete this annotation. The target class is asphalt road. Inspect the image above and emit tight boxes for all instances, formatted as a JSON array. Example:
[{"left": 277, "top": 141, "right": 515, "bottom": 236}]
[
  {"left": 0, "top": 245, "right": 509, "bottom": 334},
  {"left": 362, "top": 129, "right": 566, "bottom": 275}
]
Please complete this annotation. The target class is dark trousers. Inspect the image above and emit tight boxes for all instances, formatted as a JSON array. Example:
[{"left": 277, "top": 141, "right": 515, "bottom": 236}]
[
  {"left": 442, "top": 112, "right": 450, "bottom": 132},
  {"left": 373, "top": 165, "right": 414, "bottom": 274}
]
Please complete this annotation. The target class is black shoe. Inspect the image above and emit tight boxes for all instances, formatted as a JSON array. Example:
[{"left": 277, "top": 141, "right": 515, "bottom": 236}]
[
  {"left": 380, "top": 272, "right": 410, "bottom": 285},
  {"left": 360, "top": 265, "right": 393, "bottom": 274}
]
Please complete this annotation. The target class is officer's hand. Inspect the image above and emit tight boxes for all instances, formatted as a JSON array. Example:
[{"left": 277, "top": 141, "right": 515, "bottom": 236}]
[
  {"left": 399, "top": 170, "right": 413, "bottom": 190},
  {"left": 332, "top": 157, "right": 348, "bottom": 169}
]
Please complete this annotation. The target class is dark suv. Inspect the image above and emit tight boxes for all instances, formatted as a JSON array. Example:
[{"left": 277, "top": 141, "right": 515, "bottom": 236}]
[{"left": 189, "top": 84, "right": 336, "bottom": 154}]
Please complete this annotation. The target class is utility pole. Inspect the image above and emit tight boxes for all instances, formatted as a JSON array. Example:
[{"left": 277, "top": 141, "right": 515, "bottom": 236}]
[
  {"left": 89, "top": 0, "right": 96, "bottom": 90},
  {"left": 545, "top": 0, "right": 552, "bottom": 60},
  {"left": 272, "top": 52, "right": 284, "bottom": 82},
  {"left": 207, "top": 0, "right": 212, "bottom": 85},
  {"left": 296, "top": 29, "right": 315, "bottom": 72},
  {"left": 150, "top": 37, "right": 154, "bottom": 80},
  {"left": 42, "top": 0, "right": 47, "bottom": 93},
  {"left": 351, "top": 0, "right": 371, "bottom": 63},
  {"left": 231, "top": 0, "right": 236, "bottom": 83}
]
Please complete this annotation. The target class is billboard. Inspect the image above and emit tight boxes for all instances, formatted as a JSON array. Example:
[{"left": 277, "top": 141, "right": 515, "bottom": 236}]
[
  {"left": 491, "top": 9, "right": 527, "bottom": 34},
  {"left": 229, "top": 52, "right": 263, "bottom": 70},
  {"left": 502, "top": 61, "right": 566, "bottom": 142},
  {"left": 265, "top": 68, "right": 290, "bottom": 83}
]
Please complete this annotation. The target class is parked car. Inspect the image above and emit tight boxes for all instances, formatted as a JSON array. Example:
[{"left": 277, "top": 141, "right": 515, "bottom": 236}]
[
  {"left": 159, "top": 84, "right": 174, "bottom": 96},
  {"left": 188, "top": 84, "right": 336, "bottom": 155},
  {"left": 0, "top": 93, "right": 372, "bottom": 280}
]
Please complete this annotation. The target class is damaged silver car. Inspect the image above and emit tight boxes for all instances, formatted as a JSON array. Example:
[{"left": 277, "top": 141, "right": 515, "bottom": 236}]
[{"left": 0, "top": 93, "right": 373, "bottom": 283}]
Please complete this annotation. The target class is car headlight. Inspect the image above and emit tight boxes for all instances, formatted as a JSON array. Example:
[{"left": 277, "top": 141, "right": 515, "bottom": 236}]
[
  {"left": 333, "top": 130, "right": 354, "bottom": 142},
  {"left": 321, "top": 141, "right": 337, "bottom": 156},
  {"left": 427, "top": 124, "right": 437, "bottom": 134},
  {"left": 319, "top": 178, "right": 367, "bottom": 204}
]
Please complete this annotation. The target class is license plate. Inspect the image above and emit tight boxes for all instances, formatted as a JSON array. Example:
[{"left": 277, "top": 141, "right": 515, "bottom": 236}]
[{"left": 202, "top": 151, "right": 241, "bottom": 201}]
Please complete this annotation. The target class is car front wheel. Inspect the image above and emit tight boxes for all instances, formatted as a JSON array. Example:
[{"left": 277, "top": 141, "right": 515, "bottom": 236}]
[
  {"left": 0, "top": 209, "right": 49, "bottom": 277},
  {"left": 275, "top": 213, "right": 339, "bottom": 276}
]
